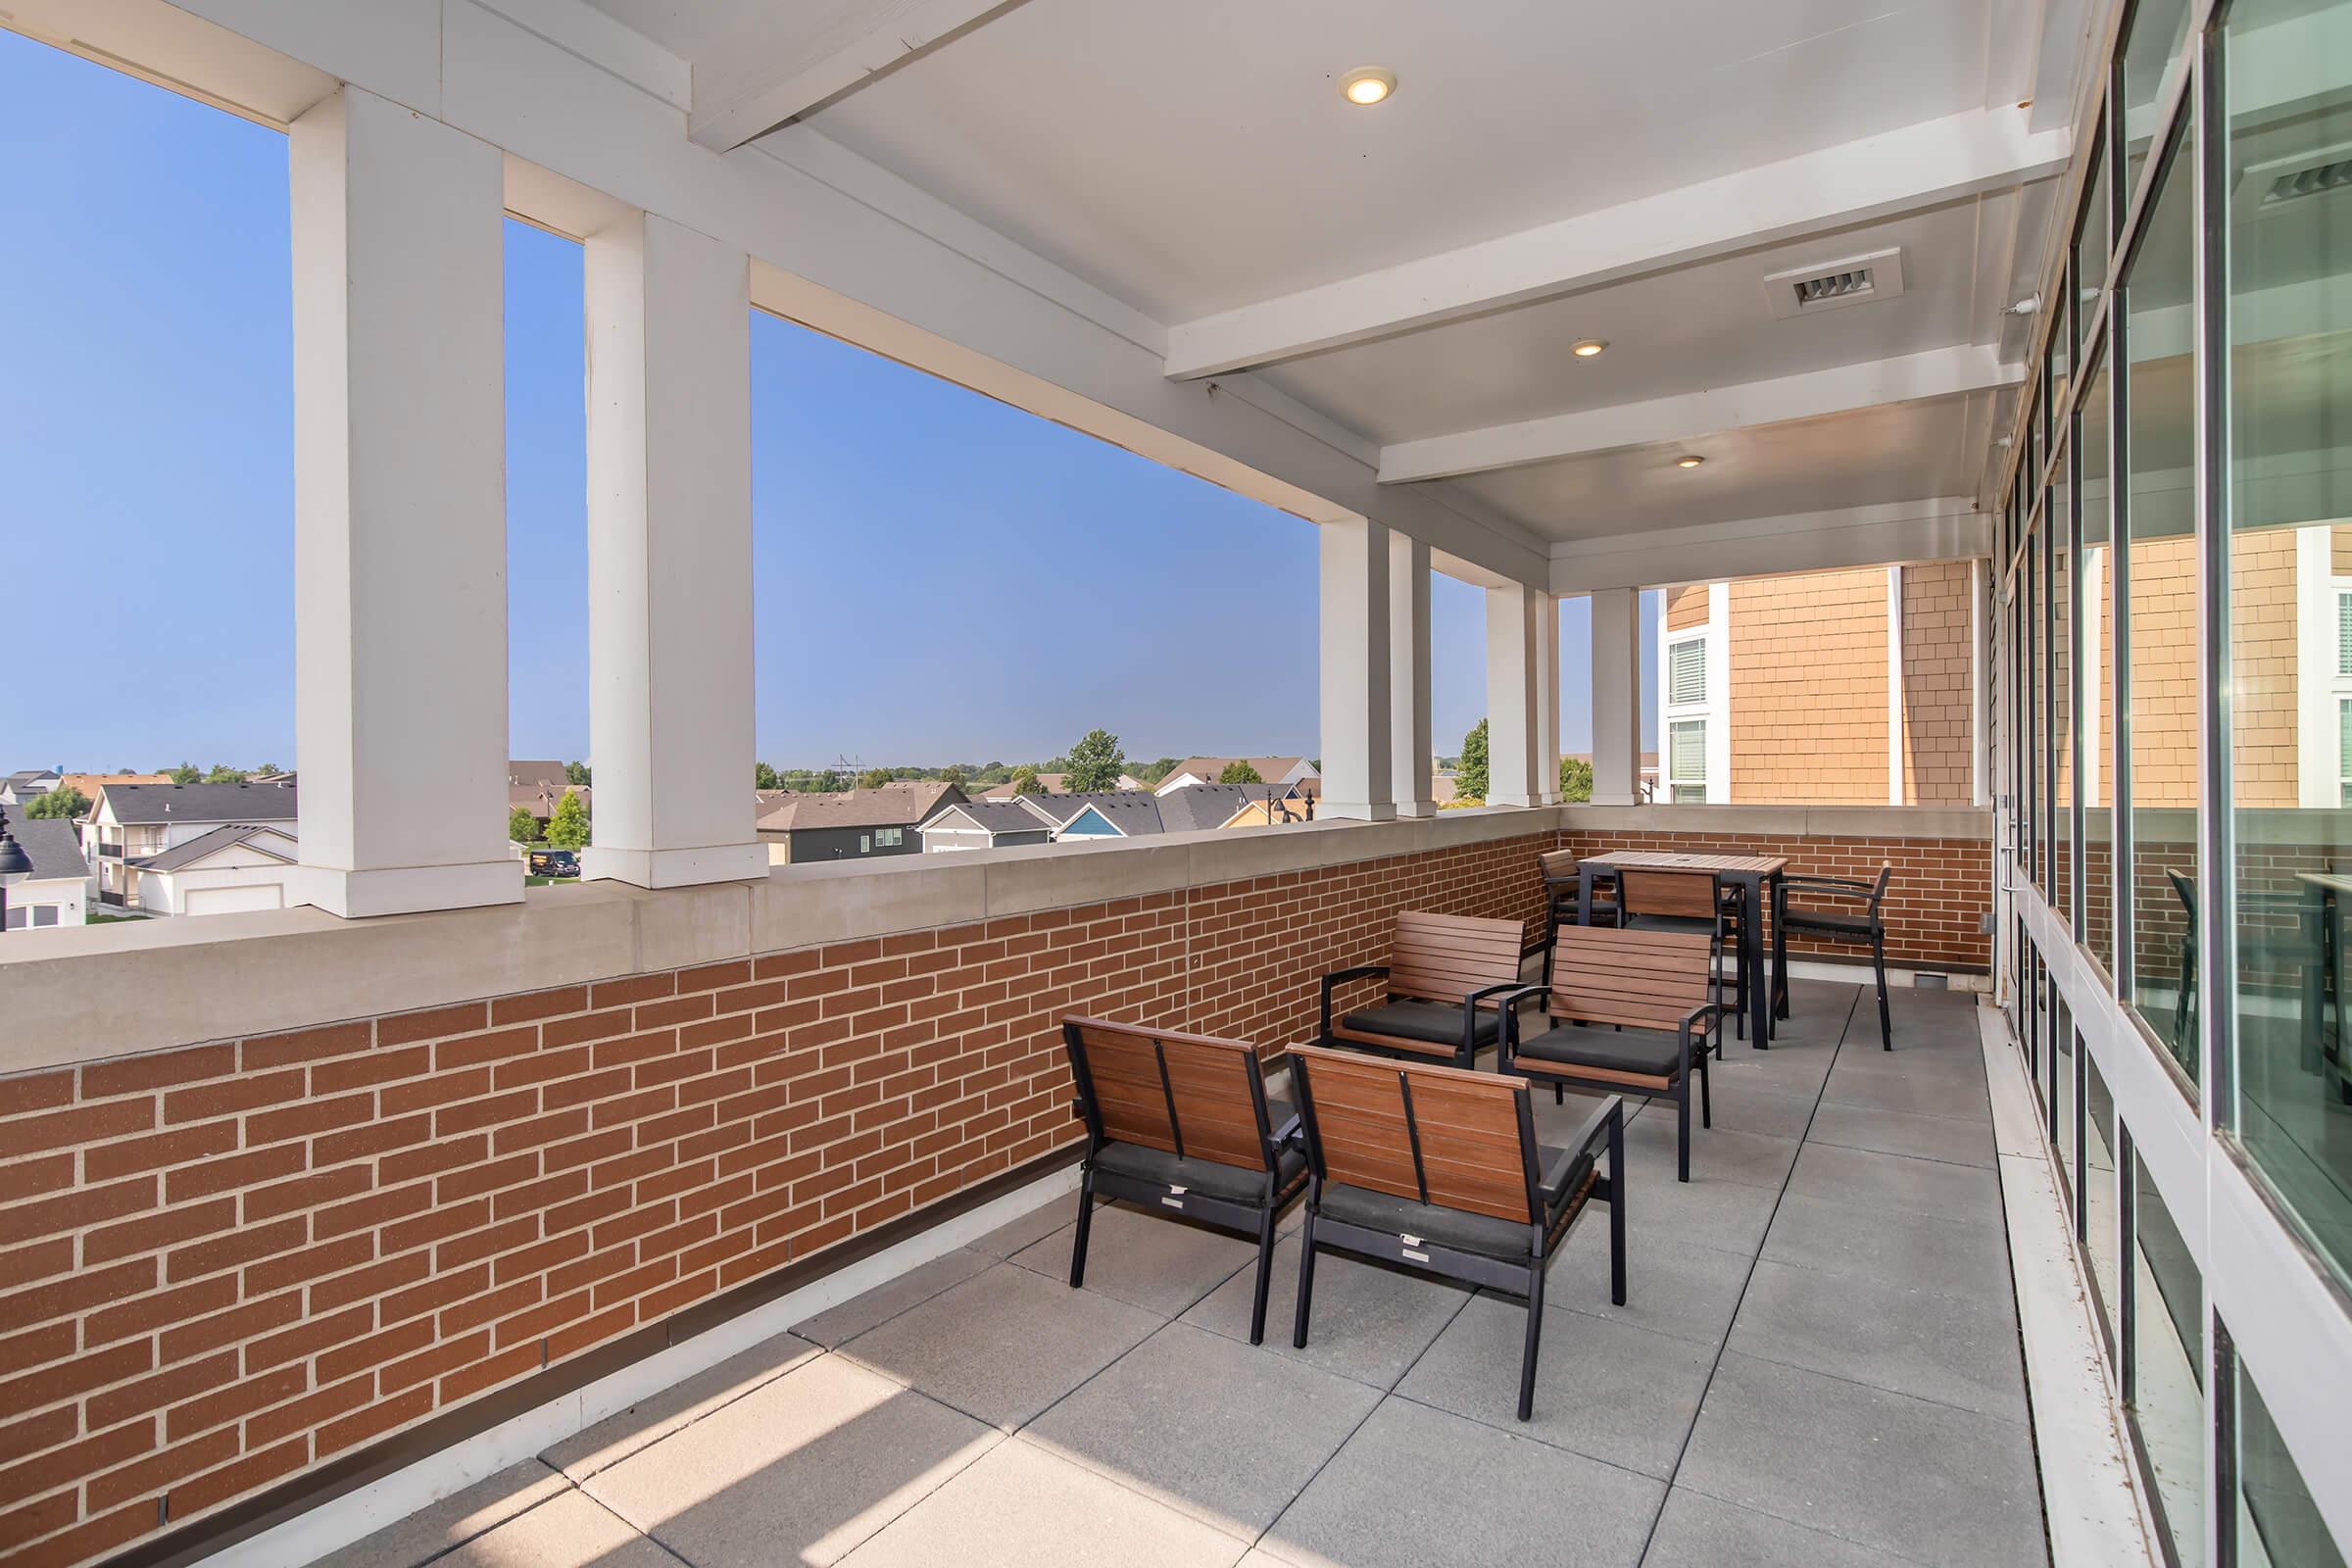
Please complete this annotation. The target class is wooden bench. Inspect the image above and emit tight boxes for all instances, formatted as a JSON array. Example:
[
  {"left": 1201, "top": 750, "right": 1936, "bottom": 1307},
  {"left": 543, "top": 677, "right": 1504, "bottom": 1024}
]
[
  {"left": 1497, "top": 923, "right": 1728, "bottom": 1182},
  {"left": 1317, "top": 909, "right": 1529, "bottom": 1069},
  {"left": 1061, "top": 1016, "right": 1304, "bottom": 1344},
  {"left": 1287, "top": 1045, "right": 1625, "bottom": 1420}
]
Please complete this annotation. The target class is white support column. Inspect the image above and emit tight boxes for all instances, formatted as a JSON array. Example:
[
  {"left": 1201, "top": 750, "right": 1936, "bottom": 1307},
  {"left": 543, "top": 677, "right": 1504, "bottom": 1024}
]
[
  {"left": 1485, "top": 584, "right": 1543, "bottom": 808},
  {"left": 1887, "top": 565, "right": 1907, "bottom": 805},
  {"left": 1536, "top": 593, "right": 1562, "bottom": 804},
  {"left": 289, "top": 88, "right": 519, "bottom": 919},
  {"left": 1389, "top": 532, "right": 1436, "bottom": 817},
  {"left": 1590, "top": 588, "right": 1642, "bottom": 805},
  {"left": 1319, "top": 518, "right": 1396, "bottom": 821},
  {"left": 582, "top": 212, "right": 768, "bottom": 888}
]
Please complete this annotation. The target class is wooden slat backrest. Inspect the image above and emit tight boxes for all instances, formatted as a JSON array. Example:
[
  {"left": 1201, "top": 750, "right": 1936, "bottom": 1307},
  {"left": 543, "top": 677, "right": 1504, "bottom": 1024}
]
[
  {"left": 1291, "top": 1046, "right": 1535, "bottom": 1225},
  {"left": 1545, "top": 924, "right": 1714, "bottom": 1031},
  {"left": 1538, "top": 849, "right": 1582, "bottom": 882},
  {"left": 1617, "top": 867, "right": 1722, "bottom": 921},
  {"left": 1387, "top": 909, "right": 1525, "bottom": 1005},
  {"left": 1064, "top": 1017, "right": 1269, "bottom": 1171}
]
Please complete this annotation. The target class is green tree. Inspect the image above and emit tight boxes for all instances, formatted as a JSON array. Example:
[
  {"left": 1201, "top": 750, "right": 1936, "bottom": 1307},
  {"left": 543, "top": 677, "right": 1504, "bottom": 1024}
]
[
  {"left": 855, "top": 767, "right": 893, "bottom": 791},
  {"left": 26, "top": 786, "right": 90, "bottom": 820},
  {"left": 203, "top": 764, "right": 250, "bottom": 784},
  {"left": 939, "top": 763, "right": 970, "bottom": 790},
  {"left": 1062, "top": 728, "right": 1126, "bottom": 793},
  {"left": 564, "top": 760, "right": 592, "bottom": 787},
  {"left": 255, "top": 762, "right": 281, "bottom": 776},
  {"left": 508, "top": 805, "right": 544, "bottom": 844},
  {"left": 1217, "top": 760, "right": 1263, "bottom": 785},
  {"left": 754, "top": 761, "right": 780, "bottom": 791},
  {"left": 1456, "top": 718, "right": 1490, "bottom": 804},
  {"left": 167, "top": 762, "right": 202, "bottom": 785},
  {"left": 545, "top": 788, "right": 592, "bottom": 849},
  {"left": 1009, "top": 764, "right": 1046, "bottom": 796},
  {"left": 1559, "top": 756, "right": 1593, "bottom": 803}
]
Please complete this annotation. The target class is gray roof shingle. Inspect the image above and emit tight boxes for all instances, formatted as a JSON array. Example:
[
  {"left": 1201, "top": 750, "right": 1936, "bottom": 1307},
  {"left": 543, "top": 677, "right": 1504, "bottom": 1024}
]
[
  {"left": 98, "top": 783, "right": 298, "bottom": 825},
  {"left": 6, "top": 817, "right": 88, "bottom": 882}
]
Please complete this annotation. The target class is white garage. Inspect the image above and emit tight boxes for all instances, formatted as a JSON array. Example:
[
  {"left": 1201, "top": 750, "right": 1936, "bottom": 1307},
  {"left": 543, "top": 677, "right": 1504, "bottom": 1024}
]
[{"left": 136, "top": 824, "right": 300, "bottom": 918}]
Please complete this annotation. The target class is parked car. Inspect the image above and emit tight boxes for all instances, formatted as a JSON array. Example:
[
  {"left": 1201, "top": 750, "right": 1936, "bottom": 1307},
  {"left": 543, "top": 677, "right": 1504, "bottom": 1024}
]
[{"left": 527, "top": 849, "right": 579, "bottom": 878}]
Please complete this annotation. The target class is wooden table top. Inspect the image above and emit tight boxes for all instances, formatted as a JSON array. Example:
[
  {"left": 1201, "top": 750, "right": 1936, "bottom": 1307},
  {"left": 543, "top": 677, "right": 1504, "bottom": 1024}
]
[{"left": 1574, "top": 851, "right": 1790, "bottom": 876}]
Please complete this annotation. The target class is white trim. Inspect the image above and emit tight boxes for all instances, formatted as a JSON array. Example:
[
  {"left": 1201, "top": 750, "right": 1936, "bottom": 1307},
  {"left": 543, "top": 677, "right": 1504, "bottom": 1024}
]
[
  {"left": 1889, "top": 565, "right": 1908, "bottom": 805},
  {"left": 2293, "top": 529, "right": 2338, "bottom": 808},
  {"left": 1049, "top": 805, "right": 1128, "bottom": 841},
  {"left": 2079, "top": 547, "right": 2104, "bottom": 813},
  {"left": 201, "top": 1164, "right": 1083, "bottom": 1568},
  {"left": 1973, "top": 559, "right": 1991, "bottom": 808}
]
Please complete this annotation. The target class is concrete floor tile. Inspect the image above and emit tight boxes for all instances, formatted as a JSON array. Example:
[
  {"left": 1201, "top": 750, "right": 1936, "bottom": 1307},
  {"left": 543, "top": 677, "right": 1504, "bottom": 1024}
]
[
  {"left": 1678, "top": 1352, "right": 2045, "bottom": 1568},
  {"left": 839, "top": 1260, "right": 1162, "bottom": 1430},
  {"left": 1760, "top": 1195, "right": 2013, "bottom": 1298},
  {"left": 542, "top": 1332, "right": 820, "bottom": 1480},
  {"left": 1622, "top": 1114, "right": 1800, "bottom": 1190},
  {"left": 320, "top": 1460, "right": 570, "bottom": 1568},
  {"left": 1182, "top": 1233, "right": 1470, "bottom": 1390},
  {"left": 1729, "top": 1258, "right": 2029, "bottom": 1421},
  {"left": 1012, "top": 1200, "right": 1259, "bottom": 1317},
  {"left": 1554, "top": 1224, "right": 1752, "bottom": 1345},
  {"left": 581, "top": 1352, "right": 997, "bottom": 1567},
  {"left": 1820, "top": 1064, "right": 1988, "bottom": 1121},
  {"left": 791, "top": 1248, "right": 995, "bottom": 1348},
  {"left": 1786, "top": 1143, "right": 2005, "bottom": 1228},
  {"left": 1026, "top": 1321, "right": 1382, "bottom": 1538},
  {"left": 1262, "top": 1396, "right": 1661, "bottom": 1568},
  {"left": 1618, "top": 1164, "right": 1783, "bottom": 1256},
  {"left": 969, "top": 1192, "right": 1086, "bottom": 1257},
  {"left": 838, "top": 1437, "right": 1248, "bottom": 1568},
  {"left": 1642, "top": 1486, "right": 1919, "bottom": 1567},
  {"left": 393, "top": 1488, "right": 672, "bottom": 1568},
  {"left": 1696, "top": 1083, "right": 1823, "bottom": 1141},
  {"left": 1805, "top": 1102, "right": 1996, "bottom": 1168},
  {"left": 1396, "top": 1295, "right": 1714, "bottom": 1477}
]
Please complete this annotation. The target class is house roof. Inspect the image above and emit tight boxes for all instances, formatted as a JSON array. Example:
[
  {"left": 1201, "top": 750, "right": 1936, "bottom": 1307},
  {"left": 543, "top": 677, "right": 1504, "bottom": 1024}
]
[
  {"left": 509, "top": 760, "right": 570, "bottom": 788},
  {"left": 977, "top": 772, "right": 1067, "bottom": 800},
  {"left": 1156, "top": 757, "right": 1312, "bottom": 789},
  {"left": 511, "top": 782, "right": 589, "bottom": 814},
  {"left": 9, "top": 817, "right": 89, "bottom": 882},
  {"left": 96, "top": 783, "right": 298, "bottom": 825},
  {"left": 138, "top": 822, "right": 300, "bottom": 875},
  {"left": 59, "top": 772, "right": 171, "bottom": 800},
  {"left": 1029, "top": 791, "right": 1170, "bottom": 835},
  {"left": 759, "top": 780, "right": 965, "bottom": 832},
  {"left": 5, "top": 769, "right": 60, "bottom": 790},
  {"left": 921, "top": 800, "right": 1056, "bottom": 836}
]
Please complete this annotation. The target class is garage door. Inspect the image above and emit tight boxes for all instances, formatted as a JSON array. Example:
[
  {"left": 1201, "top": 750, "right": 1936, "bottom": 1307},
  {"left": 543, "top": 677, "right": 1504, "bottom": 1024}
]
[{"left": 184, "top": 884, "right": 285, "bottom": 916}]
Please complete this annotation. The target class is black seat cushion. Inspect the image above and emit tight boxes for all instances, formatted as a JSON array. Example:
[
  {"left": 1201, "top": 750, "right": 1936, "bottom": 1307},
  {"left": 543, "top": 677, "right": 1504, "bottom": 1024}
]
[
  {"left": 1317, "top": 1144, "right": 1591, "bottom": 1261},
  {"left": 1624, "top": 912, "right": 1727, "bottom": 936},
  {"left": 1513, "top": 1023, "right": 1686, "bottom": 1078},
  {"left": 1095, "top": 1139, "right": 1305, "bottom": 1205},
  {"left": 1339, "top": 1000, "right": 1499, "bottom": 1051},
  {"left": 1782, "top": 906, "right": 1877, "bottom": 939}
]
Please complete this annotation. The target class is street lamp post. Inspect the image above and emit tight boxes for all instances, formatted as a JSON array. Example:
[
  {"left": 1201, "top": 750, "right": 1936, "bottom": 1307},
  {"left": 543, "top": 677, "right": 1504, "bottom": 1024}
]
[{"left": 0, "top": 810, "right": 33, "bottom": 933}]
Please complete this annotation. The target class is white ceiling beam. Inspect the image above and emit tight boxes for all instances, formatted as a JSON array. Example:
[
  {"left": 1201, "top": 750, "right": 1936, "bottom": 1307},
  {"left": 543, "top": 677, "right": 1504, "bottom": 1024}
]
[
  {"left": 688, "top": 0, "right": 1017, "bottom": 153},
  {"left": 1549, "top": 499, "right": 1990, "bottom": 595},
  {"left": 1164, "top": 108, "right": 2069, "bottom": 380},
  {"left": 1379, "top": 345, "right": 2026, "bottom": 485}
]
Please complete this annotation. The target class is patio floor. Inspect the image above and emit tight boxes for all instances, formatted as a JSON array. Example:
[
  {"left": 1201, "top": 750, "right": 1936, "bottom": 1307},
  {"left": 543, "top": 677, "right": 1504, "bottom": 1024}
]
[{"left": 322, "top": 980, "right": 2046, "bottom": 1568}]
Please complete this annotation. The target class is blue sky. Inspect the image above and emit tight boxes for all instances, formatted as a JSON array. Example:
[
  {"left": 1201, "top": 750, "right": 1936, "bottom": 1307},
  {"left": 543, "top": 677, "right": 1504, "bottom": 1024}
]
[{"left": 1, "top": 29, "right": 1651, "bottom": 774}]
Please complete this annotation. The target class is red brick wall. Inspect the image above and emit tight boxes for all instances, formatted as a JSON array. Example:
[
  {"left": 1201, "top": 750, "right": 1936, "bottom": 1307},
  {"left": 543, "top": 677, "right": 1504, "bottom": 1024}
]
[
  {"left": 1559, "top": 828, "right": 1991, "bottom": 972},
  {"left": 0, "top": 831, "right": 1552, "bottom": 1568}
]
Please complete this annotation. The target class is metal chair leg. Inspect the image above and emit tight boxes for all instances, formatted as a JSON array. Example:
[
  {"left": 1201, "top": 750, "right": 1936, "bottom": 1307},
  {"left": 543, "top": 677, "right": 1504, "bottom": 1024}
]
[
  {"left": 1676, "top": 1083, "right": 1690, "bottom": 1183},
  {"left": 1698, "top": 1051, "right": 1712, "bottom": 1128},
  {"left": 1248, "top": 1206, "right": 1278, "bottom": 1346},
  {"left": 1517, "top": 1263, "right": 1545, "bottom": 1421},
  {"left": 1873, "top": 936, "right": 1892, "bottom": 1050},
  {"left": 1292, "top": 1215, "right": 1319, "bottom": 1349},
  {"left": 1068, "top": 1173, "right": 1095, "bottom": 1288}
]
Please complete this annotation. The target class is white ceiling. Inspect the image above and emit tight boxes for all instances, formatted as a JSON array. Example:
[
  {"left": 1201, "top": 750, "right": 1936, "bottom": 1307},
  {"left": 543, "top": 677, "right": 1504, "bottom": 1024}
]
[{"left": 578, "top": 0, "right": 2080, "bottom": 560}]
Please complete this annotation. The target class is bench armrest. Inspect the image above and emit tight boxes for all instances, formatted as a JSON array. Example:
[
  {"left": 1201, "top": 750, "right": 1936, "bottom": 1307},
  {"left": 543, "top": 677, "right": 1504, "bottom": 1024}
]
[
  {"left": 1319, "top": 964, "right": 1390, "bottom": 1038},
  {"left": 1781, "top": 875, "right": 1874, "bottom": 897},
  {"left": 1492, "top": 983, "right": 1553, "bottom": 1057},
  {"left": 1545, "top": 1094, "right": 1624, "bottom": 1183}
]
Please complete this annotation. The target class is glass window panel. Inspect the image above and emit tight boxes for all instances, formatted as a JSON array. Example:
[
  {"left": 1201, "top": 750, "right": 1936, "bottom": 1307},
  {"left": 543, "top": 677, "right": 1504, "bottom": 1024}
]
[
  {"left": 2031, "top": 516, "right": 2048, "bottom": 896},
  {"left": 2122, "top": 0, "right": 2193, "bottom": 200},
  {"left": 2084, "top": 1050, "right": 2119, "bottom": 1348},
  {"left": 2055, "top": 1007, "right": 2078, "bottom": 1205},
  {"left": 2130, "top": 1151, "right": 2205, "bottom": 1566},
  {"left": 2077, "top": 129, "right": 2111, "bottom": 363},
  {"left": 1668, "top": 637, "right": 1705, "bottom": 705},
  {"left": 2048, "top": 269, "right": 2073, "bottom": 418},
  {"left": 2054, "top": 444, "right": 2075, "bottom": 928},
  {"left": 2225, "top": 0, "right": 2352, "bottom": 1289},
  {"left": 1670, "top": 718, "right": 1706, "bottom": 781},
  {"left": 2232, "top": 1352, "right": 2349, "bottom": 1568},
  {"left": 2123, "top": 131, "right": 2199, "bottom": 1083},
  {"left": 2083, "top": 358, "right": 2116, "bottom": 977}
]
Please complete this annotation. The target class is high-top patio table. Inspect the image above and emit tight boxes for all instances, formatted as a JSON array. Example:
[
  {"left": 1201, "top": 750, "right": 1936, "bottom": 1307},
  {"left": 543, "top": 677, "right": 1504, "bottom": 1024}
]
[{"left": 1573, "top": 851, "right": 1788, "bottom": 1048}]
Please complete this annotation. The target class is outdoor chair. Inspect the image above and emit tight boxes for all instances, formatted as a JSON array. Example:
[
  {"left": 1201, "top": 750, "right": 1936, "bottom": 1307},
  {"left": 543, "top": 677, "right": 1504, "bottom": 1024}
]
[
  {"left": 2167, "top": 870, "right": 2331, "bottom": 1073},
  {"left": 1286, "top": 1045, "right": 1626, "bottom": 1420},
  {"left": 1539, "top": 849, "right": 1618, "bottom": 987},
  {"left": 1061, "top": 1016, "right": 1305, "bottom": 1344},
  {"left": 1317, "top": 909, "right": 1530, "bottom": 1069},
  {"left": 1497, "top": 923, "right": 1724, "bottom": 1182},
  {"left": 1617, "top": 867, "right": 1747, "bottom": 1041},
  {"left": 1778, "top": 863, "right": 1893, "bottom": 1049}
]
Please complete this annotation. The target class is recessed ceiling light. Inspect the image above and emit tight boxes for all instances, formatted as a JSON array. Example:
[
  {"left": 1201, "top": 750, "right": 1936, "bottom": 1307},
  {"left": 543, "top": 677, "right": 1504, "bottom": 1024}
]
[
  {"left": 1341, "top": 68, "right": 1396, "bottom": 106},
  {"left": 1676, "top": 455, "right": 1705, "bottom": 469},
  {"left": 1571, "top": 339, "right": 1607, "bottom": 359}
]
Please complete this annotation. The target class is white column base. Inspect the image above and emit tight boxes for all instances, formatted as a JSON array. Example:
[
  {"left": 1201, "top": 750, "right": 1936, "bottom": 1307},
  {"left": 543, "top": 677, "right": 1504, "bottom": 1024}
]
[
  {"left": 1488, "top": 793, "right": 1540, "bottom": 808},
  {"left": 1396, "top": 798, "right": 1440, "bottom": 818},
  {"left": 584, "top": 843, "right": 770, "bottom": 889},
  {"left": 296, "top": 860, "right": 523, "bottom": 920},
  {"left": 1320, "top": 801, "right": 1400, "bottom": 823}
]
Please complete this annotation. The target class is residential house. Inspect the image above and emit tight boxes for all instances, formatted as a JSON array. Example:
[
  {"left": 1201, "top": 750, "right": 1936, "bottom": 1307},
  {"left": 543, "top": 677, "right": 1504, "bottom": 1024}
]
[
  {"left": 80, "top": 782, "right": 298, "bottom": 909},
  {"left": 3, "top": 817, "right": 90, "bottom": 928},
  {"left": 1021, "top": 790, "right": 1169, "bottom": 841},
  {"left": 510, "top": 781, "right": 590, "bottom": 836},
  {"left": 1151, "top": 756, "right": 1318, "bottom": 794},
  {"left": 1, "top": 769, "right": 61, "bottom": 806},
  {"left": 135, "top": 824, "right": 302, "bottom": 917},
  {"left": 1205, "top": 782, "right": 1319, "bottom": 829},
  {"left": 915, "top": 798, "right": 1057, "bottom": 853},
  {"left": 757, "top": 780, "right": 965, "bottom": 863},
  {"left": 60, "top": 772, "right": 172, "bottom": 804},
  {"left": 973, "top": 770, "right": 1146, "bottom": 800},
  {"left": 509, "top": 760, "right": 571, "bottom": 789}
]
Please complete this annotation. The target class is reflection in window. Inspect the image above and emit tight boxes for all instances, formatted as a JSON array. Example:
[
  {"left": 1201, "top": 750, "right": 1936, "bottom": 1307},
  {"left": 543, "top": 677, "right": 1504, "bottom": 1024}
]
[
  {"left": 2123, "top": 0, "right": 2192, "bottom": 199},
  {"left": 2077, "top": 128, "right": 2111, "bottom": 363},
  {"left": 2084, "top": 1050, "right": 2119, "bottom": 1350},
  {"left": 2123, "top": 130, "right": 2200, "bottom": 1083},
  {"left": 2225, "top": 0, "right": 2352, "bottom": 1290},
  {"left": 2054, "top": 444, "right": 2076, "bottom": 928},
  {"left": 2131, "top": 1152, "right": 2205, "bottom": 1566},
  {"left": 2055, "top": 1006, "right": 2078, "bottom": 1204},
  {"left": 2231, "top": 1346, "right": 2349, "bottom": 1567},
  {"left": 2083, "top": 359, "right": 2117, "bottom": 977},
  {"left": 2032, "top": 518, "right": 2049, "bottom": 898}
]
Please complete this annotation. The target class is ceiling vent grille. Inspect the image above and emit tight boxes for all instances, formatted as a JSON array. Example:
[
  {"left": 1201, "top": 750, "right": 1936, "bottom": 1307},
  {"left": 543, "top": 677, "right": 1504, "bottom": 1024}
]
[
  {"left": 2236, "top": 143, "right": 2352, "bottom": 216},
  {"left": 1762, "top": 248, "right": 1907, "bottom": 320}
]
